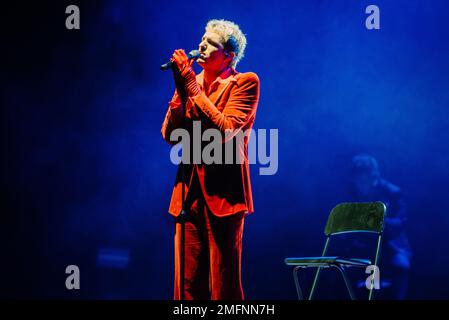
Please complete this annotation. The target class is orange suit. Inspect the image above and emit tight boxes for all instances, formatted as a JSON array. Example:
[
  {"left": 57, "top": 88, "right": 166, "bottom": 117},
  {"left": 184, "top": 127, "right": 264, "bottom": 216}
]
[{"left": 161, "top": 67, "right": 260, "bottom": 299}]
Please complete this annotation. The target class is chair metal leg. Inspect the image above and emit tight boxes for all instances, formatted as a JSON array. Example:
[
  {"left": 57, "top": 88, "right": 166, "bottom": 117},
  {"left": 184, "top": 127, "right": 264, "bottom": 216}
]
[
  {"left": 308, "top": 266, "right": 322, "bottom": 300},
  {"left": 293, "top": 266, "right": 304, "bottom": 300},
  {"left": 333, "top": 265, "right": 356, "bottom": 300},
  {"left": 369, "top": 234, "right": 383, "bottom": 300},
  {"left": 309, "top": 236, "right": 331, "bottom": 300}
]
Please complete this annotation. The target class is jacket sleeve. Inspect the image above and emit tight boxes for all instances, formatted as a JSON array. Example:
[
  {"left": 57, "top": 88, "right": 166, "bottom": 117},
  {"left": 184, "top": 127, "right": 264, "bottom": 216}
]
[
  {"left": 191, "top": 72, "right": 260, "bottom": 142},
  {"left": 161, "top": 90, "right": 194, "bottom": 145}
]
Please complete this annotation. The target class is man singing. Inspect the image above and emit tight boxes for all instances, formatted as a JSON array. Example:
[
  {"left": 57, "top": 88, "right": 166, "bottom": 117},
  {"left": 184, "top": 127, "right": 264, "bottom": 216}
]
[{"left": 161, "top": 19, "right": 260, "bottom": 300}]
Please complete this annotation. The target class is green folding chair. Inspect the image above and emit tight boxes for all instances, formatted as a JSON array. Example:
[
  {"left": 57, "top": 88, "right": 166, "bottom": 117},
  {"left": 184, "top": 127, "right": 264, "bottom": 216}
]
[{"left": 284, "top": 201, "right": 386, "bottom": 300}]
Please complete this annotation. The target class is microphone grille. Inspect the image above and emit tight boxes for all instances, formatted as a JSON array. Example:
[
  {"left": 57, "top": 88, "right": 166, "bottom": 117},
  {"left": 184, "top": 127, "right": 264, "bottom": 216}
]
[{"left": 188, "top": 50, "right": 200, "bottom": 59}]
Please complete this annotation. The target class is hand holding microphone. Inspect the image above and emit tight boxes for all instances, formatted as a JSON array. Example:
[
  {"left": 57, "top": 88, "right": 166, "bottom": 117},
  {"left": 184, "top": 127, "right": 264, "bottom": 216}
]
[
  {"left": 160, "top": 49, "right": 200, "bottom": 70},
  {"left": 166, "top": 49, "right": 201, "bottom": 98}
]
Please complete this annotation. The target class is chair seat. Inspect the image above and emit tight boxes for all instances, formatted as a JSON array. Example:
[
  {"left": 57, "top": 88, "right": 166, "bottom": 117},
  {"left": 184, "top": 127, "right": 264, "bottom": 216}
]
[{"left": 284, "top": 256, "right": 371, "bottom": 267}]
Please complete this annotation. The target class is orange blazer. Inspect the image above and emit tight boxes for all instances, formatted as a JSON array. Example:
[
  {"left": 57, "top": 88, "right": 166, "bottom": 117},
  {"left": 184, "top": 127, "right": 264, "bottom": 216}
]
[{"left": 161, "top": 68, "right": 260, "bottom": 217}]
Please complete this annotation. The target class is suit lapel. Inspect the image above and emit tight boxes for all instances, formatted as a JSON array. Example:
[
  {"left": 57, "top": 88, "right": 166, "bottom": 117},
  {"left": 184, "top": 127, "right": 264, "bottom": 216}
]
[
  {"left": 209, "top": 78, "right": 237, "bottom": 106},
  {"left": 196, "top": 70, "right": 238, "bottom": 106}
]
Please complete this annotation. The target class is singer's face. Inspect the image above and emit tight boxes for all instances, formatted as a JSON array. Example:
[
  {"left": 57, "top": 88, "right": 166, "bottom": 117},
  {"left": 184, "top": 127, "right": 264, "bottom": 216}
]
[{"left": 197, "top": 31, "right": 231, "bottom": 71}]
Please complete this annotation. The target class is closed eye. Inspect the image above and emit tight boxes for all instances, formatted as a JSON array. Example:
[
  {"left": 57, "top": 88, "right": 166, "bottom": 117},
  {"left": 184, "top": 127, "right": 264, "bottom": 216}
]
[{"left": 200, "top": 36, "right": 219, "bottom": 48}]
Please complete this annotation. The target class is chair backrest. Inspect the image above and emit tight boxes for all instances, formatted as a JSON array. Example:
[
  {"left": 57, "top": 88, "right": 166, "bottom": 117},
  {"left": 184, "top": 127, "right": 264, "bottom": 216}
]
[{"left": 324, "top": 202, "right": 386, "bottom": 236}]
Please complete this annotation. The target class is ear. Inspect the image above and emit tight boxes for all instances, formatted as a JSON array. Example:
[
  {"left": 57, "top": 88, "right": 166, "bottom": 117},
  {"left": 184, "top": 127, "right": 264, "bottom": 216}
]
[{"left": 225, "top": 51, "right": 235, "bottom": 66}]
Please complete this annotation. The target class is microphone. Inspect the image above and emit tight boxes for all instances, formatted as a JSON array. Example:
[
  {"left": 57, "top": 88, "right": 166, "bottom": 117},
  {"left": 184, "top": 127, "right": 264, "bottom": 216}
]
[{"left": 160, "top": 50, "right": 200, "bottom": 70}]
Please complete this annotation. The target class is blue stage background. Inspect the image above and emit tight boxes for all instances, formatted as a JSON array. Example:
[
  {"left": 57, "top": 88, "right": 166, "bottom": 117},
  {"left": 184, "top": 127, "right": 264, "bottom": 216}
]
[{"left": 2, "top": 0, "right": 449, "bottom": 299}]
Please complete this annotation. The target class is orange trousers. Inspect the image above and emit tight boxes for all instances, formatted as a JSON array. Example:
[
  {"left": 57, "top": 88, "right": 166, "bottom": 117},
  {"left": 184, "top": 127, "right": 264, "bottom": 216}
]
[{"left": 173, "top": 187, "right": 245, "bottom": 300}]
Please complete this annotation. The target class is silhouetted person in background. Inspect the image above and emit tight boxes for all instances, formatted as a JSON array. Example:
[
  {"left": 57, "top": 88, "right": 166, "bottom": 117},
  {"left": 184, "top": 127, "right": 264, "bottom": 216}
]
[{"left": 348, "top": 154, "right": 412, "bottom": 299}]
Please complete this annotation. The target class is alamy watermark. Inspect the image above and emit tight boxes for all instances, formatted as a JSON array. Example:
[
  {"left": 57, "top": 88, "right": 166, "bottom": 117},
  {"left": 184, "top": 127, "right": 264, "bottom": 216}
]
[
  {"left": 65, "top": 5, "right": 80, "bottom": 30},
  {"left": 65, "top": 265, "right": 80, "bottom": 290},
  {"left": 365, "top": 265, "right": 380, "bottom": 290},
  {"left": 168, "top": 121, "right": 278, "bottom": 175},
  {"left": 365, "top": 5, "right": 380, "bottom": 30}
]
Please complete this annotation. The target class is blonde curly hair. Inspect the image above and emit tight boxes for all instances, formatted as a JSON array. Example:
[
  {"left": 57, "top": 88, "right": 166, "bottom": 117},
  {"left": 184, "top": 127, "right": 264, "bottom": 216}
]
[{"left": 205, "top": 19, "right": 247, "bottom": 68}]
